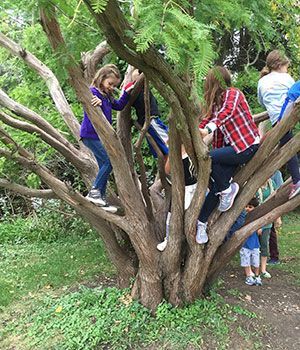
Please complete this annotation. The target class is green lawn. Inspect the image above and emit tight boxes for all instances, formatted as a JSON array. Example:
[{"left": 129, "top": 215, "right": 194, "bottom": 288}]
[
  {"left": 274, "top": 211, "right": 300, "bottom": 283},
  {"left": 0, "top": 211, "right": 299, "bottom": 350},
  {"left": 0, "top": 238, "right": 115, "bottom": 308}
]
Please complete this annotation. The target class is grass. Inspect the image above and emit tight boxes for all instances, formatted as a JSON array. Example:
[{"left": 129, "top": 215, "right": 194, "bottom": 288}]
[
  {"left": 1, "top": 286, "right": 254, "bottom": 350},
  {"left": 0, "top": 238, "right": 115, "bottom": 308},
  {"left": 0, "top": 210, "right": 299, "bottom": 350},
  {"left": 271, "top": 210, "right": 300, "bottom": 284}
]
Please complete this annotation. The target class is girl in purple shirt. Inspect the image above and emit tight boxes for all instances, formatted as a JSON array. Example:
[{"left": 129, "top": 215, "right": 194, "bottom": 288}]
[{"left": 80, "top": 64, "right": 133, "bottom": 212}]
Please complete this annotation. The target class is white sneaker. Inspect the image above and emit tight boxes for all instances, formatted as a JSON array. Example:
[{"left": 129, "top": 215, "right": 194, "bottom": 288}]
[
  {"left": 196, "top": 221, "right": 208, "bottom": 244},
  {"left": 86, "top": 189, "right": 106, "bottom": 206},
  {"left": 218, "top": 182, "right": 239, "bottom": 212},
  {"left": 289, "top": 180, "right": 300, "bottom": 199},
  {"left": 261, "top": 271, "right": 272, "bottom": 279},
  {"left": 102, "top": 204, "right": 118, "bottom": 213},
  {"left": 255, "top": 275, "right": 262, "bottom": 286},
  {"left": 245, "top": 276, "right": 256, "bottom": 285},
  {"left": 157, "top": 238, "right": 168, "bottom": 251}
]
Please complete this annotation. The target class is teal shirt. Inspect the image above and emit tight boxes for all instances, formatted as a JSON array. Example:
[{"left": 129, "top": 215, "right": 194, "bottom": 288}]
[{"left": 257, "top": 179, "right": 277, "bottom": 230}]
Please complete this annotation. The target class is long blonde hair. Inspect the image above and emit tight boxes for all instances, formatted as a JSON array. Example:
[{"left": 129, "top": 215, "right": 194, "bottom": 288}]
[
  {"left": 203, "top": 66, "right": 232, "bottom": 118},
  {"left": 260, "top": 50, "right": 290, "bottom": 78},
  {"left": 92, "top": 64, "right": 121, "bottom": 92}
]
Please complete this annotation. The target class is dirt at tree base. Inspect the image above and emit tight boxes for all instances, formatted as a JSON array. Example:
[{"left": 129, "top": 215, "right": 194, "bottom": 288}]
[{"left": 218, "top": 264, "right": 300, "bottom": 350}]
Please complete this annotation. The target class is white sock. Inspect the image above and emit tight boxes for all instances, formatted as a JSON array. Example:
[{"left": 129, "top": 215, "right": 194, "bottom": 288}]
[{"left": 198, "top": 221, "right": 207, "bottom": 227}]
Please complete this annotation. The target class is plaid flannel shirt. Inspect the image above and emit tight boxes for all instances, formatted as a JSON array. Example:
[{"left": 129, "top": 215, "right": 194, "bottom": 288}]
[{"left": 199, "top": 88, "right": 259, "bottom": 153}]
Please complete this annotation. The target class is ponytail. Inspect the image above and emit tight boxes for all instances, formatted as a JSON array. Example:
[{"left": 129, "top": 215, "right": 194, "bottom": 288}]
[{"left": 260, "top": 66, "right": 270, "bottom": 78}]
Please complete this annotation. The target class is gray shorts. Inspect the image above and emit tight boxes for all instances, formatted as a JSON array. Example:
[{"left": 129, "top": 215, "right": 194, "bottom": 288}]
[{"left": 240, "top": 247, "right": 260, "bottom": 268}]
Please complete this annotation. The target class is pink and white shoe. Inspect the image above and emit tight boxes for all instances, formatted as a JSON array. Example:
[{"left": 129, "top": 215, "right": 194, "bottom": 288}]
[{"left": 289, "top": 180, "right": 300, "bottom": 200}]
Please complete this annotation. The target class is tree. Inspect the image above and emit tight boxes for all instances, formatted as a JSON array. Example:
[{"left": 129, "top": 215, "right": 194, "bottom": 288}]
[{"left": 0, "top": 0, "right": 299, "bottom": 311}]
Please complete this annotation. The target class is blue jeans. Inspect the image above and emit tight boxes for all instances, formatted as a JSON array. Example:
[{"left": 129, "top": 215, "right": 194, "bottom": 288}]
[
  {"left": 82, "top": 138, "right": 112, "bottom": 196},
  {"left": 199, "top": 144, "right": 259, "bottom": 223},
  {"left": 279, "top": 131, "right": 300, "bottom": 184}
]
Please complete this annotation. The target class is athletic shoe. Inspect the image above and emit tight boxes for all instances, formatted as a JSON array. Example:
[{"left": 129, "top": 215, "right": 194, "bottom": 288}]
[
  {"left": 245, "top": 276, "right": 256, "bottom": 286},
  {"left": 289, "top": 180, "right": 300, "bottom": 199},
  {"left": 267, "top": 259, "right": 280, "bottom": 265},
  {"left": 196, "top": 221, "right": 209, "bottom": 244},
  {"left": 157, "top": 238, "right": 168, "bottom": 252},
  {"left": 261, "top": 271, "right": 272, "bottom": 278},
  {"left": 255, "top": 275, "right": 262, "bottom": 286},
  {"left": 102, "top": 204, "right": 118, "bottom": 213},
  {"left": 218, "top": 182, "right": 240, "bottom": 212},
  {"left": 86, "top": 189, "right": 106, "bottom": 206}
]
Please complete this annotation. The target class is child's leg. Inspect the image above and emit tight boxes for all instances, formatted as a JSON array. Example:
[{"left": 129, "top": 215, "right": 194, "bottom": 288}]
[
  {"left": 209, "top": 145, "right": 259, "bottom": 193},
  {"left": 240, "top": 248, "right": 252, "bottom": 276},
  {"left": 240, "top": 248, "right": 256, "bottom": 285},
  {"left": 259, "top": 228, "right": 271, "bottom": 274},
  {"left": 184, "top": 184, "right": 197, "bottom": 210},
  {"left": 95, "top": 157, "right": 112, "bottom": 197},
  {"left": 244, "top": 266, "right": 254, "bottom": 277},
  {"left": 146, "top": 118, "right": 169, "bottom": 158},
  {"left": 82, "top": 138, "right": 112, "bottom": 196},
  {"left": 250, "top": 248, "right": 260, "bottom": 275},
  {"left": 198, "top": 187, "right": 219, "bottom": 223},
  {"left": 279, "top": 131, "right": 300, "bottom": 184},
  {"left": 165, "top": 211, "right": 171, "bottom": 240},
  {"left": 157, "top": 211, "right": 171, "bottom": 251},
  {"left": 269, "top": 223, "right": 279, "bottom": 262},
  {"left": 252, "top": 248, "right": 262, "bottom": 285}
]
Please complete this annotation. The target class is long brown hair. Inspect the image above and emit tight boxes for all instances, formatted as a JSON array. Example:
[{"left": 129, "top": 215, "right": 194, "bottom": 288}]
[
  {"left": 203, "top": 66, "right": 231, "bottom": 118},
  {"left": 260, "top": 50, "right": 290, "bottom": 78},
  {"left": 92, "top": 64, "right": 121, "bottom": 92}
]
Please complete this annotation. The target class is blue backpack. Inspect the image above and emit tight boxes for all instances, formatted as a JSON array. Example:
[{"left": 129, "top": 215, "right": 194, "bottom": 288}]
[{"left": 278, "top": 80, "right": 300, "bottom": 121}]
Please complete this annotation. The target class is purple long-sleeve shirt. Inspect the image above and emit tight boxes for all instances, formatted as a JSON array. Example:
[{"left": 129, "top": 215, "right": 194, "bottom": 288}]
[{"left": 80, "top": 87, "right": 129, "bottom": 139}]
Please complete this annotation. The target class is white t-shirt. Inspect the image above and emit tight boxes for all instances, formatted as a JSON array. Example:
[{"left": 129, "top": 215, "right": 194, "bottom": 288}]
[{"left": 257, "top": 72, "right": 294, "bottom": 125}]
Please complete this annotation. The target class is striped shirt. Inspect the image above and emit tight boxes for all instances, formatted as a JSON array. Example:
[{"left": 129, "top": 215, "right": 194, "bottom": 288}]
[{"left": 199, "top": 88, "right": 260, "bottom": 153}]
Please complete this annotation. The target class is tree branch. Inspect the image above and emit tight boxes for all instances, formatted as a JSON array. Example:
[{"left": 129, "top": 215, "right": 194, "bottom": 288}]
[
  {"left": 0, "top": 88, "right": 73, "bottom": 150},
  {"left": 0, "top": 128, "right": 130, "bottom": 229},
  {"left": 0, "top": 179, "right": 56, "bottom": 199},
  {"left": 0, "top": 31, "right": 81, "bottom": 141},
  {"left": 0, "top": 110, "right": 86, "bottom": 170},
  {"left": 81, "top": 40, "right": 111, "bottom": 82}
]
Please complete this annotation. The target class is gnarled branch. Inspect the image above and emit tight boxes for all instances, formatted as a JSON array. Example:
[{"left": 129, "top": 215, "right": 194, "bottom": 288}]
[
  {"left": 0, "top": 179, "right": 56, "bottom": 199},
  {"left": 0, "top": 31, "right": 81, "bottom": 141}
]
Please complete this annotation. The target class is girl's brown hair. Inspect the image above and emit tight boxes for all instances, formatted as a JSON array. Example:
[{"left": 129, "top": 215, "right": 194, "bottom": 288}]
[
  {"left": 203, "top": 66, "right": 231, "bottom": 118},
  {"left": 92, "top": 64, "right": 121, "bottom": 91},
  {"left": 260, "top": 50, "right": 290, "bottom": 78}
]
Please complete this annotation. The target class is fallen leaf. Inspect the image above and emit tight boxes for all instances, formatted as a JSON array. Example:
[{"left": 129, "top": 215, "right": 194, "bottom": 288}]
[
  {"left": 244, "top": 294, "right": 252, "bottom": 302},
  {"left": 119, "top": 294, "right": 133, "bottom": 306},
  {"left": 55, "top": 305, "right": 63, "bottom": 313}
]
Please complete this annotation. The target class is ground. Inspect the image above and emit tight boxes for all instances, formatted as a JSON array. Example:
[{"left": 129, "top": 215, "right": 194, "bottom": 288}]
[
  {"left": 0, "top": 212, "right": 299, "bottom": 349},
  {"left": 219, "top": 261, "right": 300, "bottom": 350}
]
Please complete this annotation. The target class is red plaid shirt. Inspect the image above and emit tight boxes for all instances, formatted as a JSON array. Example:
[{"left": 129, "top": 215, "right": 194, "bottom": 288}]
[{"left": 199, "top": 87, "right": 259, "bottom": 153}]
